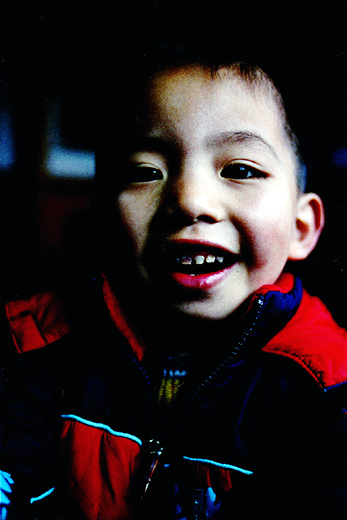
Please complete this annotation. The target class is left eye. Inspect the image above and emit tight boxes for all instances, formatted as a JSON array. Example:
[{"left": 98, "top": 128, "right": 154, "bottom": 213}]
[{"left": 220, "top": 164, "right": 266, "bottom": 180}]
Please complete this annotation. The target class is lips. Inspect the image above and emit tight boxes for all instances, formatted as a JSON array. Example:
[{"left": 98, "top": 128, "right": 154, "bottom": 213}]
[{"left": 160, "top": 240, "right": 238, "bottom": 290}]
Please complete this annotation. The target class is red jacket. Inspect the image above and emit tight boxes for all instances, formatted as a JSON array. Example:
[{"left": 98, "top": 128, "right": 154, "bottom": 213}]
[{"left": 2, "top": 273, "right": 347, "bottom": 519}]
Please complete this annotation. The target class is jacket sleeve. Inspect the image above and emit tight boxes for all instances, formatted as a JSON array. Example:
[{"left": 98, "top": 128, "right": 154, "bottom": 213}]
[
  {"left": 239, "top": 366, "right": 347, "bottom": 520},
  {"left": 0, "top": 321, "right": 61, "bottom": 520}
]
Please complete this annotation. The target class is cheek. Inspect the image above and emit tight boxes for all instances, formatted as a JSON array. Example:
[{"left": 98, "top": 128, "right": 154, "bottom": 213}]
[
  {"left": 116, "top": 192, "right": 158, "bottom": 257},
  {"left": 244, "top": 199, "right": 295, "bottom": 268}
]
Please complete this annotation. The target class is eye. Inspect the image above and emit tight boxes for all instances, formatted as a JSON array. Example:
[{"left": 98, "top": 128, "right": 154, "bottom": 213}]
[
  {"left": 126, "top": 165, "right": 164, "bottom": 183},
  {"left": 220, "top": 163, "right": 267, "bottom": 180}
]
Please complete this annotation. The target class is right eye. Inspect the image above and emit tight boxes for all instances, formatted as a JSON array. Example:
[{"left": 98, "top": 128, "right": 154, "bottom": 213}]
[{"left": 126, "top": 165, "right": 164, "bottom": 183}]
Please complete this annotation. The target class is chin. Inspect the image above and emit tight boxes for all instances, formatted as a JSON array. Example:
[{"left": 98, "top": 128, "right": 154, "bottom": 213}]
[{"left": 172, "top": 298, "right": 241, "bottom": 321}]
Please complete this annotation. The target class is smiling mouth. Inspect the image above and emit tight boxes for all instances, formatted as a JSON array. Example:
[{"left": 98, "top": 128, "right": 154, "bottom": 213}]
[
  {"left": 144, "top": 242, "right": 237, "bottom": 291},
  {"left": 164, "top": 244, "right": 237, "bottom": 277}
]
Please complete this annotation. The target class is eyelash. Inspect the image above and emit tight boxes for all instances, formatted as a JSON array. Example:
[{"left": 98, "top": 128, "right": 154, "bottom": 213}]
[{"left": 126, "top": 163, "right": 266, "bottom": 183}]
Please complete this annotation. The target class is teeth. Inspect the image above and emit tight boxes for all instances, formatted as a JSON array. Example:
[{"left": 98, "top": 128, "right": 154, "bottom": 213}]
[
  {"left": 176, "top": 254, "right": 224, "bottom": 265},
  {"left": 180, "top": 256, "right": 193, "bottom": 265},
  {"left": 195, "top": 255, "right": 205, "bottom": 265}
]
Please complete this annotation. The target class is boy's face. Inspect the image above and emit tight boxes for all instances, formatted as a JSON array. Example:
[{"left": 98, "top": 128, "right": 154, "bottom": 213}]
[{"left": 116, "top": 66, "right": 301, "bottom": 320}]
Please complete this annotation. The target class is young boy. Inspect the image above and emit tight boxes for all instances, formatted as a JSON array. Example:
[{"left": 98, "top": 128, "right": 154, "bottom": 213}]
[{"left": 1, "top": 54, "right": 347, "bottom": 520}]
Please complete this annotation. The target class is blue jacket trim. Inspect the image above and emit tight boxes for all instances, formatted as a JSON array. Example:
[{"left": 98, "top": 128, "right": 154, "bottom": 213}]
[
  {"left": 0, "top": 471, "right": 14, "bottom": 495},
  {"left": 30, "top": 487, "right": 55, "bottom": 504},
  {"left": 61, "top": 414, "right": 143, "bottom": 446},
  {"left": 182, "top": 456, "right": 253, "bottom": 475},
  {"left": 1, "top": 470, "right": 13, "bottom": 515}
]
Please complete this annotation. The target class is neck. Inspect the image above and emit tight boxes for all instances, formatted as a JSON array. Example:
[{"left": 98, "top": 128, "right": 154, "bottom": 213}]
[
  {"left": 132, "top": 297, "right": 239, "bottom": 361},
  {"left": 108, "top": 271, "right": 242, "bottom": 358}
]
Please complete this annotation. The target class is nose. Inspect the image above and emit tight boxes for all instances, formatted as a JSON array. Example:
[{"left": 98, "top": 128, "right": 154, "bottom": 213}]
[{"left": 162, "top": 161, "right": 225, "bottom": 225}]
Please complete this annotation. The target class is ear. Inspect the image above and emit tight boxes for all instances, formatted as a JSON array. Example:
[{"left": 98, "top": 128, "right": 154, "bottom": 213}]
[{"left": 288, "top": 192, "right": 325, "bottom": 261}]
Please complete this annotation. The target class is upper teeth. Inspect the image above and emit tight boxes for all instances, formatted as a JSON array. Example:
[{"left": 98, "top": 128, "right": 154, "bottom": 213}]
[
  {"left": 195, "top": 255, "right": 205, "bottom": 265},
  {"left": 176, "top": 255, "right": 224, "bottom": 265}
]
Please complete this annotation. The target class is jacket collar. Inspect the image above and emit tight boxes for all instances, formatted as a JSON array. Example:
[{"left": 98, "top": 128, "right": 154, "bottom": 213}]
[
  {"left": 102, "top": 272, "right": 301, "bottom": 364},
  {"left": 7, "top": 271, "right": 347, "bottom": 391},
  {"left": 102, "top": 272, "right": 347, "bottom": 390}
]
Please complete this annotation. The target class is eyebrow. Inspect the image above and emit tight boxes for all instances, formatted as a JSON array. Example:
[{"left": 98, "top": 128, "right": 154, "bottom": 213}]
[
  {"left": 130, "top": 130, "right": 279, "bottom": 162},
  {"left": 205, "top": 131, "right": 278, "bottom": 160},
  {"left": 129, "top": 135, "right": 175, "bottom": 156}
]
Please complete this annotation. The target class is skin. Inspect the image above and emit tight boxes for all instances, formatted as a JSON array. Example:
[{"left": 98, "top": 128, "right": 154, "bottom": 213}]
[{"left": 116, "top": 66, "right": 323, "bottom": 324}]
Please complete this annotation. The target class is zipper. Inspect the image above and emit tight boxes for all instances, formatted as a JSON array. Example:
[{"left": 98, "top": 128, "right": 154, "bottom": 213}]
[
  {"left": 123, "top": 346, "right": 154, "bottom": 427},
  {"left": 139, "top": 297, "right": 266, "bottom": 498},
  {"left": 140, "top": 438, "right": 164, "bottom": 499},
  {"left": 122, "top": 296, "right": 266, "bottom": 500},
  {"left": 184, "top": 297, "right": 265, "bottom": 407}
]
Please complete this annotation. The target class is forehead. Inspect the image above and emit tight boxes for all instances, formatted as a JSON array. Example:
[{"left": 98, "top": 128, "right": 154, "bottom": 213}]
[
  {"left": 147, "top": 66, "right": 280, "bottom": 119},
  {"left": 142, "top": 66, "right": 290, "bottom": 157}
]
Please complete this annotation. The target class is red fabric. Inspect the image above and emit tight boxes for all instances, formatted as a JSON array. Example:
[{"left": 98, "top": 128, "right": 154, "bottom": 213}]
[
  {"left": 5, "top": 291, "right": 70, "bottom": 354},
  {"left": 101, "top": 274, "right": 146, "bottom": 361},
  {"left": 60, "top": 418, "right": 239, "bottom": 519},
  {"left": 255, "top": 272, "right": 295, "bottom": 296},
  {"left": 61, "top": 419, "right": 141, "bottom": 520},
  {"left": 4, "top": 275, "right": 146, "bottom": 360},
  {"left": 263, "top": 289, "right": 347, "bottom": 389},
  {"left": 187, "top": 461, "right": 234, "bottom": 496}
]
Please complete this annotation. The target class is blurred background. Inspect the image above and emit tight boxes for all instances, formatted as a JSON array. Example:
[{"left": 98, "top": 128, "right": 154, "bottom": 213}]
[{"left": 0, "top": 0, "right": 346, "bottom": 327}]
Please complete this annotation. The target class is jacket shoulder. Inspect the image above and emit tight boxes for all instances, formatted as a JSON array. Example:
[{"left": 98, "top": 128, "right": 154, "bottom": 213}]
[
  {"left": 5, "top": 291, "right": 71, "bottom": 354},
  {"left": 263, "top": 289, "right": 347, "bottom": 390}
]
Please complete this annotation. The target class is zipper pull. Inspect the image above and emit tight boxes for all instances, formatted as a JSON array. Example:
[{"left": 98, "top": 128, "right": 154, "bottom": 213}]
[{"left": 140, "top": 439, "right": 164, "bottom": 499}]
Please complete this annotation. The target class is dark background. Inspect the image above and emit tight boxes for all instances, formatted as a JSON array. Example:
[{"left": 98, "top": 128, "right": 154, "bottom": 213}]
[{"left": 0, "top": 0, "right": 346, "bottom": 327}]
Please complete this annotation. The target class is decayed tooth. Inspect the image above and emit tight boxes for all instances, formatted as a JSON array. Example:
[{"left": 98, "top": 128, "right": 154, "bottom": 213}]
[
  {"left": 206, "top": 254, "right": 215, "bottom": 263},
  {"left": 194, "top": 255, "right": 205, "bottom": 265},
  {"left": 216, "top": 256, "right": 224, "bottom": 263},
  {"left": 181, "top": 256, "right": 192, "bottom": 265}
]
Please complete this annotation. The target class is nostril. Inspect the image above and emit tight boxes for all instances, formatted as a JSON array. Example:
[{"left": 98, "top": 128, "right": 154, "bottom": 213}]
[
  {"left": 164, "top": 206, "right": 175, "bottom": 217},
  {"left": 196, "top": 215, "right": 218, "bottom": 224},
  {"left": 163, "top": 201, "right": 221, "bottom": 225},
  {"left": 163, "top": 207, "right": 218, "bottom": 227}
]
